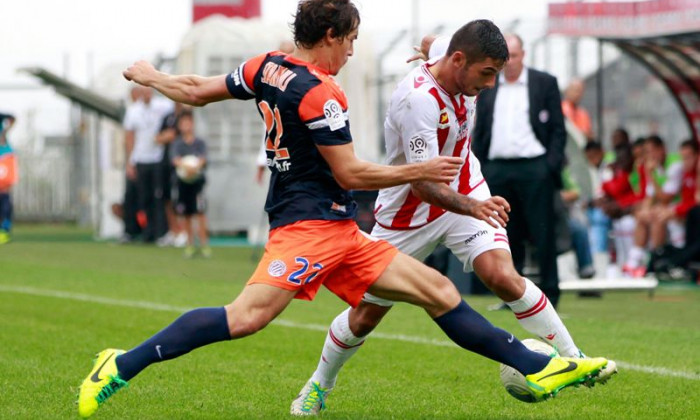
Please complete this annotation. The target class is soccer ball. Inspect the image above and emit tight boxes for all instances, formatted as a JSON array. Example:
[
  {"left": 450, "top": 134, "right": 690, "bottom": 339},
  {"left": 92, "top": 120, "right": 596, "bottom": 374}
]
[
  {"left": 176, "top": 155, "right": 202, "bottom": 183},
  {"left": 499, "top": 338, "right": 558, "bottom": 403}
]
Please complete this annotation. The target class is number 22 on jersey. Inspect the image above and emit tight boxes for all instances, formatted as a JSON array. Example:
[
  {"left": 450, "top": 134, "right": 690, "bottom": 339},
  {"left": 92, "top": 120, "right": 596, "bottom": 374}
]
[{"left": 258, "top": 100, "right": 290, "bottom": 160}]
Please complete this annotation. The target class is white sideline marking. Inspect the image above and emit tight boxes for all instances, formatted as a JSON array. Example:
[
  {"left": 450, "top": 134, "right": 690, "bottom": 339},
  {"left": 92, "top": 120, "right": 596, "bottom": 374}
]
[{"left": 2, "top": 284, "right": 698, "bottom": 381}]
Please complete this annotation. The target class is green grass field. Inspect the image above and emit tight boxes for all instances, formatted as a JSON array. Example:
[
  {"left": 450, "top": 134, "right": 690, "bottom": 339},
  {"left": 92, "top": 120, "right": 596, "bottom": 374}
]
[{"left": 1, "top": 224, "right": 699, "bottom": 419}]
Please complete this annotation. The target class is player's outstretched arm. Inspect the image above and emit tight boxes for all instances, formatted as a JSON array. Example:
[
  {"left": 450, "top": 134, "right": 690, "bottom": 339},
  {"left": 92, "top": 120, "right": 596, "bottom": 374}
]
[
  {"left": 411, "top": 181, "right": 510, "bottom": 228},
  {"left": 123, "top": 60, "right": 231, "bottom": 106},
  {"left": 317, "top": 143, "right": 462, "bottom": 190}
]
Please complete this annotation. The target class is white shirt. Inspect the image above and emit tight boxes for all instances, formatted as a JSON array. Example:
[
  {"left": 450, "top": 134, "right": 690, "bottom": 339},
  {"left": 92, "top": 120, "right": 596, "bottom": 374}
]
[
  {"left": 374, "top": 61, "right": 484, "bottom": 229},
  {"left": 660, "top": 161, "right": 684, "bottom": 196},
  {"left": 123, "top": 98, "right": 174, "bottom": 164},
  {"left": 488, "top": 70, "right": 546, "bottom": 160}
]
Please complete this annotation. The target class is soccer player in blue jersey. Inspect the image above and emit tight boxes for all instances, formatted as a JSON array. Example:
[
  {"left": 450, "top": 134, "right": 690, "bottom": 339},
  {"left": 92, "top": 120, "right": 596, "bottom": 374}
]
[{"left": 77, "top": 1, "right": 609, "bottom": 417}]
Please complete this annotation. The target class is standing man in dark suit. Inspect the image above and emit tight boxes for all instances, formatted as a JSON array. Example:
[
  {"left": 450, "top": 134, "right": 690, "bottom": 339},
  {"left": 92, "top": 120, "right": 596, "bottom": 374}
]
[{"left": 473, "top": 33, "right": 566, "bottom": 307}]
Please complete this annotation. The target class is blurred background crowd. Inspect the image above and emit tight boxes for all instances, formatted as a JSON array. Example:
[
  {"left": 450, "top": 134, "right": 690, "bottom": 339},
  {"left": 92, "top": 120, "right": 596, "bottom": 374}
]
[{"left": 1, "top": 0, "right": 699, "bottom": 286}]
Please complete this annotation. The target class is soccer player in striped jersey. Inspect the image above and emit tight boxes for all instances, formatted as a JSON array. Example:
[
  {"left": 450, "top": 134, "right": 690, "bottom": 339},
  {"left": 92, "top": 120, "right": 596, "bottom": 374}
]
[
  {"left": 77, "top": 2, "right": 610, "bottom": 418},
  {"left": 291, "top": 20, "right": 616, "bottom": 416}
]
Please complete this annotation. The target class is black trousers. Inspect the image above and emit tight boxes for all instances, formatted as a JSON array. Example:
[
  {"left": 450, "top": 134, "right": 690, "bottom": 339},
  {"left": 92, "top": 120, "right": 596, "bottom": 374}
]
[
  {"left": 482, "top": 156, "right": 560, "bottom": 306},
  {"left": 123, "top": 177, "right": 141, "bottom": 237},
  {"left": 136, "top": 162, "right": 167, "bottom": 242},
  {"left": 671, "top": 205, "right": 700, "bottom": 267},
  {"left": 0, "top": 192, "right": 12, "bottom": 232}
]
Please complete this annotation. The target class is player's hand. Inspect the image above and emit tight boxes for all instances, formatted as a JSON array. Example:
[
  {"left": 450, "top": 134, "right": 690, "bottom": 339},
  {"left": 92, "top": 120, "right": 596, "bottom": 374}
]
[
  {"left": 406, "top": 46, "right": 429, "bottom": 63},
  {"left": 420, "top": 156, "right": 462, "bottom": 183},
  {"left": 123, "top": 60, "right": 157, "bottom": 85},
  {"left": 467, "top": 196, "right": 511, "bottom": 228},
  {"left": 406, "top": 34, "right": 438, "bottom": 63},
  {"left": 125, "top": 163, "right": 136, "bottom": 181}
]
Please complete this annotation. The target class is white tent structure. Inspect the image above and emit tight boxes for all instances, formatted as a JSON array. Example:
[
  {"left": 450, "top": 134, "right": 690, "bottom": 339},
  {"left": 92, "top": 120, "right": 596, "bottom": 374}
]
[{"left": 176, "top": 16, "right": 379, "bottom": 234}]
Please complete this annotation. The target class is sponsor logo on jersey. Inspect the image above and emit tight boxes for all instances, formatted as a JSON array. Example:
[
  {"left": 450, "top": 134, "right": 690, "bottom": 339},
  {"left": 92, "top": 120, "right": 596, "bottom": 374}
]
[
  {"left": 409, "top": 135, "right": 428, "bottom": 162},
  {"left": 268, "top": 260, "right": 287, "bottom": 277},
  {"left": 324, "top": 100, "right": 346, "bottom": 131},
  {"left": 414, "top": 75, "right": 427, "bottom": 88},
  {"left": 464, "top": 230, "right": 487, "bottom": 245},
  {"left": 457, "top": 120, "right": 469, "bottom": 141}
]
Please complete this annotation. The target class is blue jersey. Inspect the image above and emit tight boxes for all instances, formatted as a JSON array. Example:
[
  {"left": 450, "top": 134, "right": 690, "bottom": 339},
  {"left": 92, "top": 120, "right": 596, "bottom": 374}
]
[
  {"left": 226, "top": 52, "right": 357, "bottom": 229},
  {"left": 0, "top": 113, "right": 14, "bottom": 149}
]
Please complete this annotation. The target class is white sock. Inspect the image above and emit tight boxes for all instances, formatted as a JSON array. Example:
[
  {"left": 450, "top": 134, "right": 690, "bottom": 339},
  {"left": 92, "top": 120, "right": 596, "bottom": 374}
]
[
  {"left": 310, "top": 307, "right": 365, "bottom": 389},
  {"left": 614, "top": 215, "right": 636, "bottom": 266},
  {"left": 668, "top": 220, "right": 685, "bottom": 248},
  {"left": 628, "top": 246, "right": 646, "bottom": 268},
  {"left": 505, "top": 278, "right": 580, "bottom": 357}
]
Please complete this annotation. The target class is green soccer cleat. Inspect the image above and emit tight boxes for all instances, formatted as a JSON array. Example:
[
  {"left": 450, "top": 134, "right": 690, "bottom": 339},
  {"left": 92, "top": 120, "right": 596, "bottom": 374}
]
[
  {"left": 184, "top": 246, "right": 196, "bottom": 259},
  {"left": 78, "top": 349, "right": 128, "bottom": 418},
  {"left": 201, "top": 246, "right": 212, "bottom": 259},
  {"left": 0, "top": 231, "right": 10, "bottom": 245},
  {"left": 290, "top": 380, "right": 331, "bottom": 416},
  {"left": 525, "top": 356, "right": 609, "bottom": 401}
]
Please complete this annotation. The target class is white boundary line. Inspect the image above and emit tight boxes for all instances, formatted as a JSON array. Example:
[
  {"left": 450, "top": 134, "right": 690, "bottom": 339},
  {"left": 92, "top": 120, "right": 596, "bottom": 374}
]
[{"left": 2, "top": 284, "right": 698, "bottom": 381}]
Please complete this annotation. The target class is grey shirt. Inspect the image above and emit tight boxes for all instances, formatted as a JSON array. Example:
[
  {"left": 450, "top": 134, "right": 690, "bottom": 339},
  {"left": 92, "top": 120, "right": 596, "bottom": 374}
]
[{"left": 170, "top": 136, "right": 207, "bottom": 165}]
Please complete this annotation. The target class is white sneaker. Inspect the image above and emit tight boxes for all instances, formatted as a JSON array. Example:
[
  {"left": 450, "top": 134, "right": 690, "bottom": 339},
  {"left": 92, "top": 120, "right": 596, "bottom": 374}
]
[
  {"left": 290, "top": 380, "right": 331, "bottom": 416},
  {"left": 156, "top": 232, "right": 175, "bottom": 247},
  {"left": 173, "top": 232, "right": 188, "bottom": 248}
]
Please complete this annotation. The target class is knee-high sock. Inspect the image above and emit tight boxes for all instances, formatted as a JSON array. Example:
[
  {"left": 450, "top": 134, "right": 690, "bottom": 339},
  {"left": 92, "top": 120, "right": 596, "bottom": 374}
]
[
  {"left": 434, "top": 300, "right": 550, "bottom": 375},
  {"left": 506, "top": 278, "right": 579, "bottom": 357},
  {"left": 116, "top": 307, "right": 231, "bottom": 381},
  {"left": 310, "top": 307, "right": 365, "bottom": 389}
]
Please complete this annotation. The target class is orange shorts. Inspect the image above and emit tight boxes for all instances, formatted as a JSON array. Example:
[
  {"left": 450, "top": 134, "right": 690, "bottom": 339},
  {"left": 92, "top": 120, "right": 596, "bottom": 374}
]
[{"left": 248, "top": 219, "right": 398, "bottom": 307}]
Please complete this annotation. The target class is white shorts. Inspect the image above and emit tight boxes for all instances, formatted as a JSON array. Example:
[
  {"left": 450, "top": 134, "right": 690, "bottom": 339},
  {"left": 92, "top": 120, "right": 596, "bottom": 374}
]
[{"left": 363, "top": 182, "right": 511, "bottom": 307}]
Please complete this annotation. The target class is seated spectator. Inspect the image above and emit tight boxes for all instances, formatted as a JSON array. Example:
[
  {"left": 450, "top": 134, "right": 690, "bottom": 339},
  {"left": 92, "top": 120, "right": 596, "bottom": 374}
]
[
  {"left": 625, "top": 135, "right": 682, "bottom": 276},
  {"left": 597, "top": 144, "right": 644, "bottom": 270},
  {"left": 635, "top": 140, "right": 697, "bottom": 276}
]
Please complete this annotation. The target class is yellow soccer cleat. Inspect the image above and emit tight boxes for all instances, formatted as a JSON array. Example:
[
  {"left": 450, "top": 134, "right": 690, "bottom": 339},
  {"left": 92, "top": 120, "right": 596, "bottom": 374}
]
[
  {"left": 78, "top": 349, "right": 128, "bottom": 418},
  {"left": 525, "top": 356, "right": 609, "bottom": 401}
]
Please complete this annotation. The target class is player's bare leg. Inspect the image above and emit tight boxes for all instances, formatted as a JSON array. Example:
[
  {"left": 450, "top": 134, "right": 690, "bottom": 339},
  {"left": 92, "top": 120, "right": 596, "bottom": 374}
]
[
  {"left": 79, "top": 284, "right": 295, "bottom": 418},
  {"left": 197, "top": 213, "right": 211, "bottom": 257},
  {"left": 183, "top": 216, "right": 195, "bottom": 258}
]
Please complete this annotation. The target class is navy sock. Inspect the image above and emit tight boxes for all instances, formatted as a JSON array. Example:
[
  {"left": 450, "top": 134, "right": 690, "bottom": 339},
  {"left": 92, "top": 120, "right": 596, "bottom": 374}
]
[
  {"left": 116, "top": 307, "right": 231, "bottom": 381},
  {"left": 433, "top": 301, "right": 550, "bottom": 375}
]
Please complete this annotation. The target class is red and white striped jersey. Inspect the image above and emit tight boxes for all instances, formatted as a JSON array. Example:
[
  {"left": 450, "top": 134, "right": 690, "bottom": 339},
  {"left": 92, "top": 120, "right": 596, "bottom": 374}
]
[{"left": 374, "top": 61, "right": 485, "bottom": 230}]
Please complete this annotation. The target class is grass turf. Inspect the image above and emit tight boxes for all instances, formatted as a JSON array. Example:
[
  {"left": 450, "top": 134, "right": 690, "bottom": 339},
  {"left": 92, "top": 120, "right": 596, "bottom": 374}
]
[{"left": 1, "top": 224, "right": 699, "bottom": 419}]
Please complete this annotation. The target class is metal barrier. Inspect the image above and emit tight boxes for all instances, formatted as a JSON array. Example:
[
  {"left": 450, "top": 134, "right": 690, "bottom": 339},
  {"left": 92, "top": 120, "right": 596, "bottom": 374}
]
[{"left": 12, "top": 150, "right": 77, "bottom": 221}]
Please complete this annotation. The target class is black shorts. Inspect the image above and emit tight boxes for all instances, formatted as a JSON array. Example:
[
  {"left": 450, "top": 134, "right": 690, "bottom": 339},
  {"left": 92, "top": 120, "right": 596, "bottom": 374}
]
[{"left": 176, "top": 178, "right": 206, "bottom": 216}]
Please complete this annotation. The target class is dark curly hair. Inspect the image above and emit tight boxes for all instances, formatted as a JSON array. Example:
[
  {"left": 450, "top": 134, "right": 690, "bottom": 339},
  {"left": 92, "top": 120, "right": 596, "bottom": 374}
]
[
  {"left": 292, "top": 0, "right": 360, "bottom": 49},
  {"left": 447, "top": 20, "right": 509, "bottom": 65}
]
